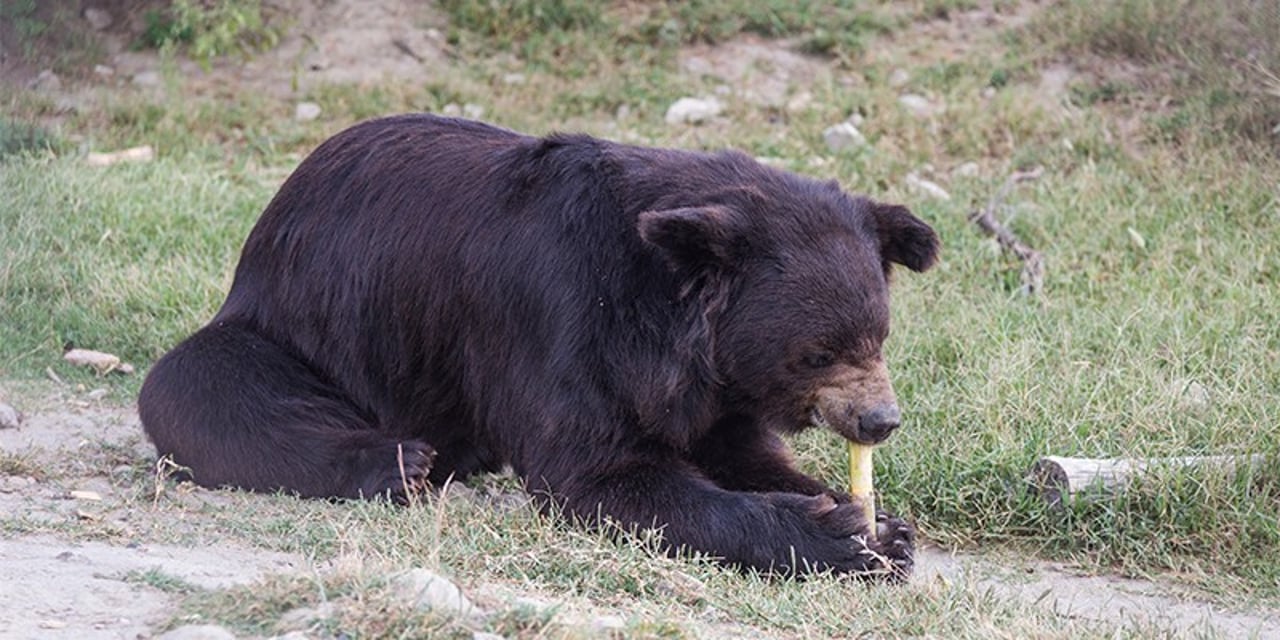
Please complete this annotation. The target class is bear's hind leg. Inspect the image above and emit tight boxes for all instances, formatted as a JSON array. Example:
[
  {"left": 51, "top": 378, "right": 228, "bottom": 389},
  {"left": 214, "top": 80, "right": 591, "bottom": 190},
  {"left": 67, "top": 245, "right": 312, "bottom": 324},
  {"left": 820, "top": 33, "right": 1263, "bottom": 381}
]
[{"left": 139, "top": 322, "right": 434, "bottom": 502}]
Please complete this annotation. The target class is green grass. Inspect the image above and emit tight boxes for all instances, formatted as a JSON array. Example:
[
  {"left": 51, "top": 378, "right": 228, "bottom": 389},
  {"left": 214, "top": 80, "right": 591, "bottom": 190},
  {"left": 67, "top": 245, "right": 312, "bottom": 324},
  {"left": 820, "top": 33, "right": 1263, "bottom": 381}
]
[{"left": 2, "top": 0, "right": 1280, "bottom": 635}]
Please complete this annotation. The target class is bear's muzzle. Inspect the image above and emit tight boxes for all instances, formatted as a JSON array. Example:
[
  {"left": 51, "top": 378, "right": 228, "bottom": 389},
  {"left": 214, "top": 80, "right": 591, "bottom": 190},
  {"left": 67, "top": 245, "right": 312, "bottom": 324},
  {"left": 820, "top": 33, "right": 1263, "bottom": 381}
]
[{"left": 810, "top": 359, "right": 901, "bottom": 444}]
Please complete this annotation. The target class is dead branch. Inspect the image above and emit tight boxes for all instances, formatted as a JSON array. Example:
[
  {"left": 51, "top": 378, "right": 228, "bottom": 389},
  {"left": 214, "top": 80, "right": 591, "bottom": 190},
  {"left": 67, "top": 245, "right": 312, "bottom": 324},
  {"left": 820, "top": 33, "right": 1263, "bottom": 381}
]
[{"left": 968, "top": 167, "right": 1045, "bottom": 295}]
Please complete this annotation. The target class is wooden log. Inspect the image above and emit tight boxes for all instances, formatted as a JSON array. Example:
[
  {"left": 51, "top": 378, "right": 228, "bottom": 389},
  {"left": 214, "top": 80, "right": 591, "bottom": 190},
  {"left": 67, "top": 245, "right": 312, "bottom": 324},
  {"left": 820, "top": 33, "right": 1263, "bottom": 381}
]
[{"left": 1029, "top": 454, "right": 1266, "bottom": 507}]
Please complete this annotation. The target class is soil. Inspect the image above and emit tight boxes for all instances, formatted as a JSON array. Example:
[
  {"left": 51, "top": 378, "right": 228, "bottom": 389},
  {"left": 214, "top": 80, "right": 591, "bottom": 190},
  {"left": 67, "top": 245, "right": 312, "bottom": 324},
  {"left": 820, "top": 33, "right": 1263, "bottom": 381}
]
[{"left": 3, "top": 1, "right": 1279, "bottom": 638}]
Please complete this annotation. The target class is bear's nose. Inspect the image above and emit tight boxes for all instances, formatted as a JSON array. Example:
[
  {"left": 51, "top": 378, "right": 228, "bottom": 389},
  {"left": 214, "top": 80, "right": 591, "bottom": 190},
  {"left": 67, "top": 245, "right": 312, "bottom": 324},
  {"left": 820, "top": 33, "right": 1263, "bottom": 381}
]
[{"left": 858, "top": 404, "right": 901, "bottom": 442}]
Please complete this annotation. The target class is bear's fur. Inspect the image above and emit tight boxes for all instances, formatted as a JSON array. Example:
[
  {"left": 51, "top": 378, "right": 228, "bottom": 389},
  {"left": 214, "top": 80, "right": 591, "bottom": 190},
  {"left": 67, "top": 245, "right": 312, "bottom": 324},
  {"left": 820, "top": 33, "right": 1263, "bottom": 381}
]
[{"left": 139, "top": 114, "right": 938, "bottom": 579}]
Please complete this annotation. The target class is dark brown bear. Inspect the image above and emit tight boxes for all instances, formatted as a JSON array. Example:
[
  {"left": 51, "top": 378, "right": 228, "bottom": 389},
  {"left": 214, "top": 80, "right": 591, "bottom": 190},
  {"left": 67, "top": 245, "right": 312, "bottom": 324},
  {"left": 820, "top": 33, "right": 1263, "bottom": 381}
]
[{"left": 139, "top": 114, "right": 938, "bottom": 579}]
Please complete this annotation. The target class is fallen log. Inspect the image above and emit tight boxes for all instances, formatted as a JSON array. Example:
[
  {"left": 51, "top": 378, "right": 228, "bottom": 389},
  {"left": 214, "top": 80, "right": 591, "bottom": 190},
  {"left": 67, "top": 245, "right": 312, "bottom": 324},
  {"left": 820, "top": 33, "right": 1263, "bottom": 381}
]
[{"left": 1028, "top": 454, "right": 1266, "bottom": 507}]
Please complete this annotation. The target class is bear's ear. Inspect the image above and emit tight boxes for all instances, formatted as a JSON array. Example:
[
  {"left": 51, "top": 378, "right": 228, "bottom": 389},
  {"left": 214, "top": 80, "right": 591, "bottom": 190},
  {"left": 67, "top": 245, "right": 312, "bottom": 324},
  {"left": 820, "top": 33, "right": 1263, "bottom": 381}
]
[
  {"left": 870, "top": 201, "right": 939, "bottom": 272},
  {"left": 638, "top": 205, "right": 743, "bottom": 269}
]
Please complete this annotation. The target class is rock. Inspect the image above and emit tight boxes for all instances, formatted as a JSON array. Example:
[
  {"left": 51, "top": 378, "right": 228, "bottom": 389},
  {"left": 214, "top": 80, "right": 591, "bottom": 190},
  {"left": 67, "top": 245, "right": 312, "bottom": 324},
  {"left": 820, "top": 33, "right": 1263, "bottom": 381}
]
[
  {"left": 898, "top": 93, "right": 935, "bottom": 118},
  {"left": 952, "top": 162, "right": 980, "bottom": 178},
  {"left": 32, "top": 70, "right": 62, "bottom": 92},
  {"left": 271, "top": 632, "right": 313, "bottom": 640},
  {"left": 391, "top": 569, "right": 476, "bottom": 617},
  {"left": 93, "top": 64, "right": 115, "bottom": 78},
  {"left": 591, "top": 615, "right": 626, "bottom": 632},
  {"left": 1180, "top": 380, "right": 1210, "bottom": 408},
  {"left": 86, "top": 147, "right": 153, "bottom": 168},
  {"left": 847, "top": 113, "right": 865, "bottom": 127},
  {"left": 84, "top": 7, "right": 113, "bottom": 31},
  {"left": 905, "top": 173, "right": 951, "bottom": 200},
  {"left": 822, "top": 122, "right": 867, "bottom": 152},
  {"left": 132, "top": 71, "right": 162, "bottom": 87},
  {"left": 501, "top": 73, "right": 526, "bottom": 85},
  {"left": 441, "top": 103, "right": 461, "bottom": 116},
  {"left": 888, "top": 68, "right": 911, "bottom": 88},
  {"left": 785, "top": 91, "right": 813, "bottom": 114},
  {"left": 462, "top": 103, "right": 485, "bottom": 120},
  {"left": 0, "top": 402, "right": 20, "bottom": 429},
  {"left": 156, "top": 625, "right": 237, "bottom": 640},
  {"left": 664, "top": 97, "right": 722, "bottom": 125},
  {"left": 278, "top": 602, "right": 335, "bottom": 630},
  {"left": 87, "top": 388, "right": 109, "bottom": 401},
  {"left": 294, "top": 102, "right": 322, "bottom": 122},
  {"left": 473, "top": 634, "right": 505, "bottom": 640}
]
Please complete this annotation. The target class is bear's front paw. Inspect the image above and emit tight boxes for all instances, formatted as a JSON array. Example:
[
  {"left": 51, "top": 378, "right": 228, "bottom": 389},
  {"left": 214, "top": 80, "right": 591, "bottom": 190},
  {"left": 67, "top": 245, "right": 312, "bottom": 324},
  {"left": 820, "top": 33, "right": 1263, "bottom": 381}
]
[{"left": 859, "top": 511, "right": 914, "bottom": 583}]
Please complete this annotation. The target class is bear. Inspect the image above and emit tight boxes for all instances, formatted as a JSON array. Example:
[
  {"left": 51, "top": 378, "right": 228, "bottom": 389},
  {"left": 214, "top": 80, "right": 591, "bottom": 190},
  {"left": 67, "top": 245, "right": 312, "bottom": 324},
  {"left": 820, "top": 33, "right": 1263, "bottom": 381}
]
[{"left": 138, "top": 114, "right": 938, "bottom": 580}]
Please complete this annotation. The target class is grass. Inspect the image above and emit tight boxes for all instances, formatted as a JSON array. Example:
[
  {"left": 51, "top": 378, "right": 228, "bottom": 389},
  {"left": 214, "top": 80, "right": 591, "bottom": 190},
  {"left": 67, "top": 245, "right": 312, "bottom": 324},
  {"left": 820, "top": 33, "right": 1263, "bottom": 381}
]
[{"left": 2, "top": 0, "right": 1279, "bottom": 636}]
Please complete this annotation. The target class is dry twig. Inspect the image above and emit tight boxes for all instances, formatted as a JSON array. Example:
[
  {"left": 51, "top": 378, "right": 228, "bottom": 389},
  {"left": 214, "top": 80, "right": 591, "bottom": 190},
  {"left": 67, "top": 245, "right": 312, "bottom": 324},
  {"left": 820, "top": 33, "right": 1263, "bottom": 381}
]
[{"left": 968, "top": 167, "right": 1045, "bottom": 295}]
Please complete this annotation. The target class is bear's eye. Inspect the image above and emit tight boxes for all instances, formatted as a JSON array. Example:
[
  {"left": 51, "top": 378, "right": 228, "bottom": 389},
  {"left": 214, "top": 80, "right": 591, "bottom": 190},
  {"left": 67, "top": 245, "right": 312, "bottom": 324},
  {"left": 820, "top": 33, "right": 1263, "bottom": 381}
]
[{"left": 803, "top": 352, "right": 836, "bottom": 369}]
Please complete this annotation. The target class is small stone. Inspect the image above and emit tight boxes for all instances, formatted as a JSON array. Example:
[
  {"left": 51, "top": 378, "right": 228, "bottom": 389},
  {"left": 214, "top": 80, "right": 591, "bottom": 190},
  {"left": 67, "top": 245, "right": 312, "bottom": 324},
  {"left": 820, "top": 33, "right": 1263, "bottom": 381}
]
[
  {"left": 462, "top": 103, "right": 485, "bottom": 120},
  {"left": 898, "top": 93, "right": 934, "bottom": 118},
  {"left": 1182, "top": 380, "right": 1210, "bottom": 407},
  {"left": 441, "top": 103, "right": 462, "bottom": 116},
  {"left": 391, "top": 569, "right": 477, "bottom": 617},
  {"left": 32, "top": 70, "right": 62, "bottom": 92},
  {"left": 614, "top": 104, "right": 631, "bottom": 121},
  {"left": 132, "top": 71, "right": 162, "bottom": 87},
  {"left": 473, "top": 634, "right": 505, "bottom": 640},
  {"left": 952, "top": 162, "right": 980, "bottom": 178},
  {"left": 981, "top": 86, "right": 997, "bottom": 99},
  {"left": 278, "top": 602, "right": 334, "bottom": 630},
  {"left": 294, "top": 102, "right": 322, "bottom": 122},
  {"left": 888, "top": 68, "right": 911, "bottom": 88},
  {"left": 156, "top": 625, "right": 237, "bottom": 640},
  {"left": 591, "top": 615, "right": 626, "bottom": 632},
  {"left": 785, "top": 91, "right": 813, "bottom": 114},
  {"left": 0, "top": 402, "right": 20, "bottom": 429},
  {"left": 272, "top": 632, "right": 313, "bottom": 640},
  {"left": 84, "top": 8, "right": 113, "bottom": 30},
  {"left": 501, "top": 73, "right": 526, "bottom": 85},
  {"left": 905, "top": 172, "right": 951, "bottom": 200},
  {"left": 822, "top": 122, "right": 867, "bottom": 152},
  {"left": 664, "top": 97, "right": 722, "bottom": 125},
  {"left": 847, "top": 113, "right": 865, "bottom": 127},
  {"left": 93, "top": 64, "right": 115, "bottom": 78},
  {"left": 87, "top": 388, "right": 109, "bottom": 401}
]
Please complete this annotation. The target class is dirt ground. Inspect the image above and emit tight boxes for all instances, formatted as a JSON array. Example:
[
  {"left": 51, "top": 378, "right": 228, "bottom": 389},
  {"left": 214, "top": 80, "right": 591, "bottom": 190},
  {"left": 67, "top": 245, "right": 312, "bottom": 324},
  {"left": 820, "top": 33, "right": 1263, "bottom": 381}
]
[
  {"left": 3, "top": 1, "right": 1280, "bottom": 638},
  {"left": 3, "top": 398, "right": 1278, "bottom": 638}
]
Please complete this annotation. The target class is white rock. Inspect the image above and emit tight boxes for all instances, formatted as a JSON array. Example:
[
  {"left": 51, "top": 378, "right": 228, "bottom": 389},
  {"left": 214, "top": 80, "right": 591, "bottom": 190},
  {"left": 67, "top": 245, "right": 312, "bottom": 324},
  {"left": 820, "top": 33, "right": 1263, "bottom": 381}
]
[
  {"left": 156, "top": 625, "right": 237, "bottom": 640},
  {"left": 32, "top": 70, "right": 61, "bottom": 92},
  {"left": 822, "top": 122, "right": 866, "bottom": 152},
  {"left": 473, "top": 634, "right": 505, "bottom": 640},
  {"left": 93, "top": 64, "right": 115, "bottom": 78},
  {"left": 664, "top": 97, "right": 722, "bottom": 125},
  {"left": 785, "top": 91, "right": 813, "bottom": 114},
  {"left": 462, "top": 103, "right": 485, "bottom": 119},
  {"left": 1181, "top": 380, "right": 1210, "bottom": 407},
  {"left": 501, "top": 73, "right": 526, "bottom": 85},
  {"left": 86, "top": 146, "right": 153, "bottom": 168},
  {"left": 847, "top": 112, "right": 865, "bottom": 127},
  {"left": 84, "top": 7, "right": 113, "bottom": 30},
  {"left": 591, "top": 615, "right": 626, "bottom": 632},
  {"left": 0, "top": 403, "right": 20, "bottom": 429},
  {"left": 952, "top": 162, "right": 980, "bottom": 178},
  {"left": 441, "top": 103, "right": 462, "bottom": 116},
  {"left": 86, "top": 388, "right": 109, "bottom": 401},
  {"left": 898, "top": 93, "right": 934, "bottom": 118},
  {"left": 905, "top": 172, "right": 951, "bottom": 200},
  {"left": 391, "top": 569, "right": 476, "bottom": 617},
  {"left": 132, "top": 71, "right": 162, "bottom": 87},
  {"left": 888, "top": 68, "right": 911, "bottom": 88},
  {"left": 294, "top": 102, "right": 322, "bottom": 122}
]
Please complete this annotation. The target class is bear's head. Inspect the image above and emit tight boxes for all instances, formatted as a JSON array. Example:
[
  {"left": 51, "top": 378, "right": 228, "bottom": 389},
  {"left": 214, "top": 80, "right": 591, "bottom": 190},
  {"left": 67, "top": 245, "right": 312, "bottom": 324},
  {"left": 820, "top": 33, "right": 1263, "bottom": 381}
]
[{"left": 639, "top": 176, "right": 938, "bottom": 444}]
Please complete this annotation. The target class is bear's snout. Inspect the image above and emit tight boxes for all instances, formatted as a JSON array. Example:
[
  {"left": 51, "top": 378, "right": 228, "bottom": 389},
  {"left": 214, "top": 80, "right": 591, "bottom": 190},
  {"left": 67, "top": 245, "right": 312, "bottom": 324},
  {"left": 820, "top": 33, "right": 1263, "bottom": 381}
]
[
  {"left": 811, "top": 359, "right": 901, "bottom": 444},
  {"left": 857, "top": 403, "right": 901, "bottom": 442}
]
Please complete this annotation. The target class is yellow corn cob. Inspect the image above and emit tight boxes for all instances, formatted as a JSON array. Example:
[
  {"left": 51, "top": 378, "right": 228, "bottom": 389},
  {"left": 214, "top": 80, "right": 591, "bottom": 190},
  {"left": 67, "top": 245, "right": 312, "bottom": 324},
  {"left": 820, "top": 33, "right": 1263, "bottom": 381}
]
[{"left": 848, "top": 442, "right": 876, "bottom": 539}]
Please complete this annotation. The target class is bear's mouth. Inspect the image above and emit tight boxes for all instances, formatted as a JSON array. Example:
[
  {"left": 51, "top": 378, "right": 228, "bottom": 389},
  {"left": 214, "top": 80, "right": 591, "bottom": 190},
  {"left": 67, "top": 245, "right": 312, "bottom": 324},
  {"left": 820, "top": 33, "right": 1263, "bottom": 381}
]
[{"left": 809, "top": 407, "right": 891, "bottom": 445}]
